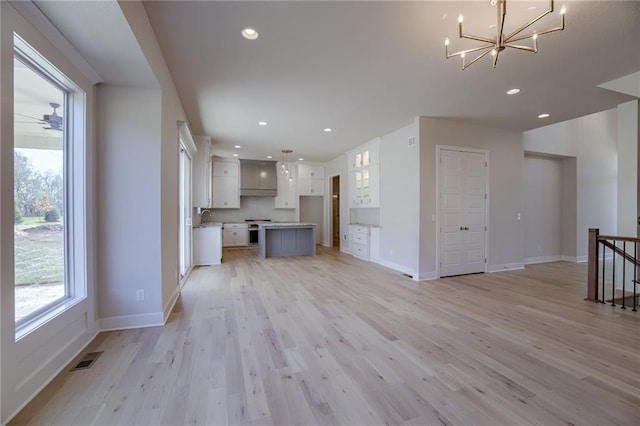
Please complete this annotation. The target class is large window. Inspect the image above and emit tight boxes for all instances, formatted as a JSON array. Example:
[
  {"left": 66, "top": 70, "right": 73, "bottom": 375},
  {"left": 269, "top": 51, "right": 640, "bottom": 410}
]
[{"left": 13, "top": 35, "right": 86, "bottom": 330}]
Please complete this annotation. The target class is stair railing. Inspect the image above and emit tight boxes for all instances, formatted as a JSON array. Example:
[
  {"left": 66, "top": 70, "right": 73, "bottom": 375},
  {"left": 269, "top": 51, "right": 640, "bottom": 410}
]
[{"left": 587, "top": 228, "right": 639, "bottom": 311}]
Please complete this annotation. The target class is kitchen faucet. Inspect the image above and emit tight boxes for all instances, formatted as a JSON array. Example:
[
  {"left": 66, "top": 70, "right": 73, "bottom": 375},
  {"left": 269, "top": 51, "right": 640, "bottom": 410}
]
[{"left": 201, "top": 209, "right": 213, "bottom": 221}]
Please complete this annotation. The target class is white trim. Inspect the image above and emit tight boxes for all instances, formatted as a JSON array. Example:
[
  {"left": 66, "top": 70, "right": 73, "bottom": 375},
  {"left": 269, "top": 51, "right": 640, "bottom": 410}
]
[
  {"left": 417, "top": 271, "right": 438, "bottom": 281},
  {"left": 9, "top": 0, "right": 103, "bottom": 84},
  {"left": 3, "top": 331, "right": 99, "bottom": 425},
  {"left": 375, "top": 259, "right": 415, "bottom": 278},
  {"left": 99, "top": 312, "right": 165, "bottom": 332},
  {"left": 561, "top": 255, "right": 579, "bottom": 262},
  {"left": 178, "top": 121, "right": 197, "bottom": 157},
  {"left": 326, "top": 172, "right": 341, "bottom": 248},
  {"left": 163, "top": 285, "right": 181, "bottom": 323},
  {"left": 435, "top": 145, "right": 490, "bottom": 279},
  {"left": 488, "top": 263, "right": 525, "bottom": 272},
  {"left": 576, "top": 255, "right": 588, "bottom": 263},
  {"left": 524, "top": 255, "right": 562, "bottom": 264}
]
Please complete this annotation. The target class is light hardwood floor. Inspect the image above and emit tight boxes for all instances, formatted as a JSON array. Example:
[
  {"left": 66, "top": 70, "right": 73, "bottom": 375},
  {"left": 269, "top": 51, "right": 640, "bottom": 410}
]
[{"left": 10, "top": 247, "right": 640, "bottom": 425}]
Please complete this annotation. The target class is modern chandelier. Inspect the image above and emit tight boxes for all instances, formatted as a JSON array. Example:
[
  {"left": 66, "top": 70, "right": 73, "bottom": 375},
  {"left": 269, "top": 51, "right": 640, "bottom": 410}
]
[{"left": 445, "top": 0, "right": 566, "bottom": 70}]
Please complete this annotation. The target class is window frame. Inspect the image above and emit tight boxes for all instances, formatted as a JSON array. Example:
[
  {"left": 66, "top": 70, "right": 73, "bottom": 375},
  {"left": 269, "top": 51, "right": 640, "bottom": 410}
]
[{"left": 13, "top": 33, "right": 88, "bottom": 338}]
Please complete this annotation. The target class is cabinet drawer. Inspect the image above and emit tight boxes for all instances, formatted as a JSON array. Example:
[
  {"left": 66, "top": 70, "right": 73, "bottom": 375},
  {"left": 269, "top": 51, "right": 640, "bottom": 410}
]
[
  {"left": 351, "top": 242, "right": 369, "bottom": 260},
  {"left": 224, "top": 223, "right": 247, "bottom": 229},
  {"left": 349, "top": 225, "right": 369, "bottom": 235},
  {"left": 350, "top": 232, "right": 369, "bottom": 244}
]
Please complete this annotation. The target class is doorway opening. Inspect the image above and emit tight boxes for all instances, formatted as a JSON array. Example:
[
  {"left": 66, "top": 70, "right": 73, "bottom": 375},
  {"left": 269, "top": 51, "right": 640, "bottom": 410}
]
[{"left": 332, "top": 175, "right": 340, "bottom": 248}]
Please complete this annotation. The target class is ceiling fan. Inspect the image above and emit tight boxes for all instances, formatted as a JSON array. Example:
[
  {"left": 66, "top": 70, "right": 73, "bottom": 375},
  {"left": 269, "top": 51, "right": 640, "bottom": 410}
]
[{"left": 14, "top": 102, "right": 63, "bottom": 131}]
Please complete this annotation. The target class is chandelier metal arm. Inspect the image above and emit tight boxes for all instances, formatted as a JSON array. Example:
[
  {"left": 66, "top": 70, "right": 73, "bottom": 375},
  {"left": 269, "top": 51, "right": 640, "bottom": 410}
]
[
  {"left": 460, "top": 32, "right": 494, "bottom": 44},
  {"left": 463, "top": 47, "right": 494, "bottom": 70},
  {"left": 505, "top": 0, "right": 554, "bottom": 41},
  {"left": 446, "top": 43, "right": 494, "bottom": 59},
  {"left": 505, "top": 43, "right": 537, "bottom": 53}
]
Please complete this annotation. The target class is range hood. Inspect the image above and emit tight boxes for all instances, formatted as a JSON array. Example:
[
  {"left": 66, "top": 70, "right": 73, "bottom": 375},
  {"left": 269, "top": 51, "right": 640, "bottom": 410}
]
[{"left": 240, "top": 160, "right": 277, "bottom": 197}]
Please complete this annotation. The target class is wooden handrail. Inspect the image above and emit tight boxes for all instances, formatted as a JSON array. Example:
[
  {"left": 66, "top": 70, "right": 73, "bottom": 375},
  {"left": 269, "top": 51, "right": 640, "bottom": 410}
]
[
  {"left": 598, "top": 235, "right": 640, "bottom": 243},
  {"left": 600, "top": 240, "right": 640, "bottom": 268}
]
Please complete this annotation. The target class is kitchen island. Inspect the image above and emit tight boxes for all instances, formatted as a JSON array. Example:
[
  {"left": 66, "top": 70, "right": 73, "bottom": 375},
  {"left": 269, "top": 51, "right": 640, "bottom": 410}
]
[{"left": 257, "top": 223, "right": 316, "bottom": 258}]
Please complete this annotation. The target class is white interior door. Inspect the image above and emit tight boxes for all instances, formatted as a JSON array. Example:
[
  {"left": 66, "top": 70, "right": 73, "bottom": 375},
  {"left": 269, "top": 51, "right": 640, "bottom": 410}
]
[{"left": 439, "top": 149, "right": 487, "bottom": 277}]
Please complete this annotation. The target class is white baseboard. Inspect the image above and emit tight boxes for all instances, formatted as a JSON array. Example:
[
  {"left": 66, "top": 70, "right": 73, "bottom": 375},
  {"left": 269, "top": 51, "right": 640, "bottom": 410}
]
[
  {"left": 524, "top": 255, "right": 561, "bottom": 265},
  {"left": 576, "top": 255, "right": 588, "bottom": 263},
  {"left": 3, "top": 330, "right": 99, "bottom": 425},
  {"left": 163, "top": 285, "right": 181, "bottom": 323},
  {"left": 99, "top": 312, "right": 164, "bottom": 332},
  {"left": 561, "top": 255, "right": 579, "bottom": 262},
  {"left": 488, "top": 262, "right": 525, "bottom": 273},
  {"left": 417, "top": 271, "right": 438, "bottom": 281},
  {"left": 375, "top": 259, "right": 415, "bottom": 278}
]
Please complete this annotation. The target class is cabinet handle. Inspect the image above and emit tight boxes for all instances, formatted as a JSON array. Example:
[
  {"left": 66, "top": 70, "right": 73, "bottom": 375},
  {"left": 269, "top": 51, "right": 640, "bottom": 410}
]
[
  {"left": 460, "top": 226, "right": 464, "bottom": 230},
  {"left": 465, "top": 226, "right": 470, "bottom": 231}
]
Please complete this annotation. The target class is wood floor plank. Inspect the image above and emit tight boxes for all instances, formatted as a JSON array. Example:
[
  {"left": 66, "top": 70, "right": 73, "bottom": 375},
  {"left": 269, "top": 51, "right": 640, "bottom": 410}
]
[{"left": 9, "top": 248, "right": 640, "bottom": 425}]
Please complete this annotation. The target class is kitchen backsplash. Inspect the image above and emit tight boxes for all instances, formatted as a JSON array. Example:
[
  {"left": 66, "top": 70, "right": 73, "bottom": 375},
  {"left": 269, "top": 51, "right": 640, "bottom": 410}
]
[
  {"left": 202, "top": 196, "right": 296, "bottom": 223},
  {"left": 349, "top": 207, "right": 380, "bottom": 226}
]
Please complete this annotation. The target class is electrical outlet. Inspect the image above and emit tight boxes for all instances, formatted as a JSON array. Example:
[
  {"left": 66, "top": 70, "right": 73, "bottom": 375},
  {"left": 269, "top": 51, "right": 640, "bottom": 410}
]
[
  {"left": 136, "top": 289, "right": 144, "bottom": 302},
  {"left": 343, "top": 234, "right": 347, "bottom": 240}
]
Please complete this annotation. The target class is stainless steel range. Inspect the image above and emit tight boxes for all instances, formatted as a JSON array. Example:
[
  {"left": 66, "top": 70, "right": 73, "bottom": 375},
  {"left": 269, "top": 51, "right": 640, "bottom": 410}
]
[{"left": 246, "top": 219, "right": 271, "bottom": 245}]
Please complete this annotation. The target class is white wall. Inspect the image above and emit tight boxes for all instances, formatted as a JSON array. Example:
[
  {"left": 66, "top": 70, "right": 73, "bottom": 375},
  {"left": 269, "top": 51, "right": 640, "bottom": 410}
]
[
  {"left": 561, "top": 158, "right": 577, "bottom": 259},
  {"left": 524, "top": 155, "right": 562, "bottom": 263},
  {"left": 617, "top": 100, "right": 639, "bottom": 237},
  {"left": 1, "top": 3, "right": 97, "bottom": 423},
  {"left": 96, "top": 85, "right": 163, "bottom": 326},
  {"left": 299, "top": 196, "right": 324, "bottom": 242},
  {"left": 379, "top": 119, "right": 420, "bottom": 276},
  {"left": 419, "top": 117, "right": 525, "bottom": 276},
  {"left": 117, "top": 1, "right": 189, "bottom": 321},
  {"left": 524, "top": 109, "right": 618, "bottom": 260}
]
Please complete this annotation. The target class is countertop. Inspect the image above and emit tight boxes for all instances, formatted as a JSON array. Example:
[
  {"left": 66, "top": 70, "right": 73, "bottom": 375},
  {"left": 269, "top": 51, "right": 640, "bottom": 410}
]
[
  {"left": 349, "top": 223, "right": 381, "bottom": 228},
  {"left": 193, "top": 222, "right": 223, "bottom": 228},
  {"left": 258, "top": 222, "right": 317, "bottom": 228}
]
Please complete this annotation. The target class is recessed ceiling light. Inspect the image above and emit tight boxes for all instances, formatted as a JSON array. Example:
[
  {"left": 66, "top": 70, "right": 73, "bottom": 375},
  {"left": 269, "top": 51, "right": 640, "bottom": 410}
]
[
  {"left": 232, "top": 153, "right": 239, "bottom": 157},
  {"left": 323, "top": 128, "right": 332, "bottom": 132},
  {"left": 234, "top": 145, "right": 241, "bottom": 149},
  {"left": 266, "top": 155, "right": 272, "bottom": 159},
  {"left": 506, "top": 88, "right": 520, "bottom": 95},
  {"left": 528, "top": 6, "right": 537, "bottom": 11},
  {"left": 242, "top": 28, "right": 259, "bottom": 40},
  {"left": 298, "top": 158, "right": 304, "bottom": 161},
  {"left": 488, "top": 24, "right": 497, "bottom": 29},
  {"left": 258, "top": 121, "right": 268, "bottom": 126},
  {"left": 538, "top": 113, "right": 550, "bottom": 119}
]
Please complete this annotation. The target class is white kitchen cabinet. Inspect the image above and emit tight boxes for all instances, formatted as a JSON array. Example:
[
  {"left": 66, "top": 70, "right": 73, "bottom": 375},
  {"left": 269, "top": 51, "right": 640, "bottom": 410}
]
[
  {"left": 193, "top": 136, "right": 212, "bottom": 208},
  {"left": 213, "top": 160, "right": 239, "bottom": 177},
  {"left": 275, "top": 162, "right": 297, "bottom": 209},
  {"left": 212, "top": 159, "right": 240, "bottom": 208},
  {"left": 349, "top": 225, "right": 370, "bottom": 261},
  {"left": 222, "top": 223, "right": 248, "bottom": 247},
  {"left": 348, "top": 139, "right": 380, "bottom": 208},
  {"left": 369, "top": 227, "right": 380, "bottom": 262},
  {"left": 298, "top": 163, "right": 324, "bottom": 196},
  {"left": 193, "top": 225, "right": 222, "bottom": 265}
]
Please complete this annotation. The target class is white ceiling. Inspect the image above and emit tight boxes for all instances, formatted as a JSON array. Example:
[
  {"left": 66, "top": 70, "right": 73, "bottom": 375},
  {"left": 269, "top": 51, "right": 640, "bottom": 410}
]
[{"left": 35, "top": 1, "right": 640, "bottom": 162}]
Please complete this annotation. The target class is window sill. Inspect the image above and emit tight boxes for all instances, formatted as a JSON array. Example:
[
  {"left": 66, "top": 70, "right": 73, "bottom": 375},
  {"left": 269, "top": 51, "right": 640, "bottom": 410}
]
[{"left": 16, "top": 296, "right": 86, "bottom": 342}]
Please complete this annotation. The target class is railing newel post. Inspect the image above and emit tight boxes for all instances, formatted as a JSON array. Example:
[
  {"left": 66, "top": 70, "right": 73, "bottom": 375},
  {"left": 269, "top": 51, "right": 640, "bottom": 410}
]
[{"left": 587, "top": 228, "right": 599, "bottom": 302}]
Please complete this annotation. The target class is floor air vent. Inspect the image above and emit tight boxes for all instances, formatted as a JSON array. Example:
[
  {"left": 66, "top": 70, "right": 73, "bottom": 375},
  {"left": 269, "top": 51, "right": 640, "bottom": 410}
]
[
  {"left": 70, "top": 351, "right": 103, "bottom": 371},
  {"left": 402, "top": 273, "right": 413, "bottom": 279}
]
